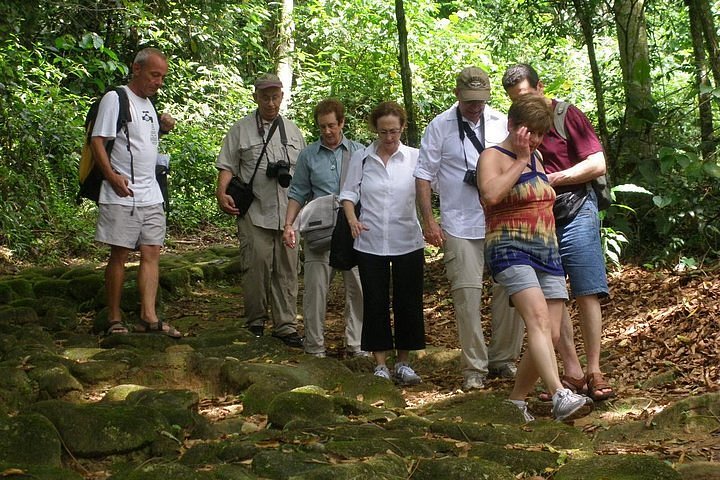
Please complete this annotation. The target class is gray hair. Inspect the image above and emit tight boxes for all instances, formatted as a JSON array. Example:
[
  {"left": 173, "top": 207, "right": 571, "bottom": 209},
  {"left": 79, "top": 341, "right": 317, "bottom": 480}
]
[{"left": 133, "top": 47, "right": 166, "bottom": 66}]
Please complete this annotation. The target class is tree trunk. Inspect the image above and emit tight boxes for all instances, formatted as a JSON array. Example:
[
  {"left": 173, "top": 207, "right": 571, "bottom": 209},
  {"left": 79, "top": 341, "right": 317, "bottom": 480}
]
[
  {"left": 571, "top": 0, "right": 610, "bottom": 158},
  {"left": 277, "top": 0, "right": 295, "bottom": 112},
  {"left": 394, "top": 0, "right": 418, "bottom": 147},
  {"left": 685, "top": 0, "right": 715, "bottom": 158},
  {"left": 612, "top": 0, "right": 656, "bottom": 179},
  {"left": 696, "top": 0, "right": 720, "bottom": 89}
]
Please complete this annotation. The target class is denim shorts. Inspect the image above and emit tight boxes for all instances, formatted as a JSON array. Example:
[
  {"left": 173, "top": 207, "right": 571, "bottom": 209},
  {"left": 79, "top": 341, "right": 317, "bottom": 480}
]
[
  {"left": 555, "top": 190, "right": 609, "bottom": 298},
  {"left": 495, "top": 265, "right": 568, "bottom": 300}
]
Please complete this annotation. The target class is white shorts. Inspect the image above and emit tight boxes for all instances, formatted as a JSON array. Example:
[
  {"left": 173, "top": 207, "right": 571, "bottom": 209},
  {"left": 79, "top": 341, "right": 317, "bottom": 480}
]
[{"left": 95, "top": 203, "right": 165, "bottom": 250}]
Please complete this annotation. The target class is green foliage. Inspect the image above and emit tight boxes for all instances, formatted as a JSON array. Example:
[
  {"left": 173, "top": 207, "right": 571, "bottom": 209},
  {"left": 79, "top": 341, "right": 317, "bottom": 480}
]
[{"left": 0, "top": 0, "right": 718, "bottom": 269}]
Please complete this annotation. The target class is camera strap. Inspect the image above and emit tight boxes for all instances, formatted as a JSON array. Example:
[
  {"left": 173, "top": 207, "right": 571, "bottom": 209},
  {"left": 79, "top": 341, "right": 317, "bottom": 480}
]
[
  {"left": 277, "top": 115, "right": 290, "bottom": 163},
  {"left": 456, "top": 106, "right": 485, "bottom": 171},
  {"left": 246, "top": 114, "right": 281, "bottom": 186}
]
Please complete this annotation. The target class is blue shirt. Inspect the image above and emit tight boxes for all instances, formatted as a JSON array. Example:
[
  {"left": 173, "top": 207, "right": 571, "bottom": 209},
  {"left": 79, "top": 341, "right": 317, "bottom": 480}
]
[{"left": 288, "top": 135, "right": 365, "bottom": 205}]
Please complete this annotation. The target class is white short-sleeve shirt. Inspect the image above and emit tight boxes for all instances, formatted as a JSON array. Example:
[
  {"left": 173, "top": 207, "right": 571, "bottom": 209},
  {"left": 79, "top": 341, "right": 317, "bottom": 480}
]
[{"left": 92, "top": 86, "right": 163, "bottom": 206}]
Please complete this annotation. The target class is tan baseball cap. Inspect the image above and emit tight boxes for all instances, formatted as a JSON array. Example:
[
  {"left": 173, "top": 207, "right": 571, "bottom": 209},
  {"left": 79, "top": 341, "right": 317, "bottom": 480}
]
[
  {"left": 254, "top": 73, "right": 283, "bottom": 90},
  {"left": 456, "top": 67, "right": 491, "bottom": 102}
]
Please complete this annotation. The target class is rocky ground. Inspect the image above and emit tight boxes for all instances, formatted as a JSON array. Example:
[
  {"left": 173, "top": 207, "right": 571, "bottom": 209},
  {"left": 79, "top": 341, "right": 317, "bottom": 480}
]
[{"left": 0, "top": 238, "right": 718, "bottom": 479}]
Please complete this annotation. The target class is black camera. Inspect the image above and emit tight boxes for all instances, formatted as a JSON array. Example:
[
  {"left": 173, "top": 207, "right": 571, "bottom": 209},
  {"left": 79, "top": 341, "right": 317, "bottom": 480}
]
[
  {"left": 266, "top": 160, "right": 292, "bottom": 188},
  {"left": 463, "top": 169, "right": 477, "bottom": 186}
]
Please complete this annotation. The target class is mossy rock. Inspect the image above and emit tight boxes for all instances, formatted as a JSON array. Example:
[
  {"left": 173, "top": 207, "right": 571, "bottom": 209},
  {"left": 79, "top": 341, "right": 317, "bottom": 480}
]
[
  {"left": 0, "top": 283, "right": 13, "bottom": 304},
  {"left": 92, "top": 281, "right": 142, "bottom": 311},
  {"left": 70, "top": 359, "right": 130, "bottom": 383},
  {"left": 203, "top": 464, "right": 258, "bottom": 479},
  {"left": 67, "top": 274, "right": 104, "bottom": 302},
  {"left": 0, "top": 413, "right": 62, "bottom": 467},
  {"left": 242, "top": 380, "right": 294, "bottom": 415},
  {"left": 182, "top": 327, "right": 253, "bottom": 349},
  {"left": 467, "top": 441, "right": 560, "bottom": 476},
  {"left": 4, "top": 278, "right": 34, "bottom": 298},
  {"left": 198, "top": 261, "right": 225, "bottom": 282},
  {"left": 0, "top": 305, "right": 39, "bottom": 325},
  {"left": 108, "top": 462, "right": 205, "bottom": 480},
  {"left": 384, "top": 414, "right": 432, "bottom": 432},
  {"left": 159, "top": 268, "right": 192, "bottom": 294},
  {"left": 419, "top": 390, "right": 524, "bottom": 424},
  {"left": 99, "top": 331, "right": 181, "bottom": 351},
  {"left": 288, "top": 454, "right": 409, "bottom": 480},
  {"left": 209, "top": 246, "right": 241, "bottom": 258},
  {"left": 102, "top": 384, "right": 149, "bottom": 402},
  {"left": 675, "top": 461, "right": 720, "bottom": 480},
  {"left": 331, "top": 395, "right": 379, "bottom": 417},
  {"left": 251, "top": 449, "right": 329, "bottom": 479},
  {"left": 410, "top": 457, "right": 515, "bottom": 480},
  {"left": 125, "top": 388, "right": 206, "bottom": 432},
  {"left": 33, "top": 279, "right": 70, "bottom": 298},
  {"left": 10, "top": 297, "right": 77, "bottom": 331},
  {"left": 180, "top": 438, "right": 259, "bottom": 465},
  {"left": 652, "top": 392, "right": 720, "bottom": 432},
  {"left": 267, "top": 390, "right": 338, "bottom": 428},
  {"left": 41, "top": 304, "right": 79, "bottom": 331},
  {"left": 0, "top": 463, "right": 83, "bottom": 480},
  {"left": 222, "top": 258, "right": 246, "bottom": 276},
  {"left": 60, "top": 266, "right": 100, "bottom": 280},
  {"left": 62, "top": 347, "right": 105, "bottom": 362},
  {"left": 30, "top": 399, "right": 170, "bottom": 457},
  {"left": 554, "top": 454, "right": 681, "bottom": 479},
  {"left": 325, "top": 436, "right": 435, "bottom": 459},
  {"left": 430, "top": 419, "right": 592, "bottom": 450},
  {"left": 26, "top": 363, "right": 83, "bottom": 399},
  {"left": 0, "top": 366, "right": 38, "bottom": 410}
]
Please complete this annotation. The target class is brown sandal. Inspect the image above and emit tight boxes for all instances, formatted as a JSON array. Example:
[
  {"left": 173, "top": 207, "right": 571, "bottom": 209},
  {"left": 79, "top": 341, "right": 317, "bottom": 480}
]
[
  {"left": 134, "top": 319, "right": 182, "bottom": 339},
  {"left": 538, "top": 375, "right": 587, "bottom": 401},
  {"left": 586, "top": 372, "right": 615, "bottom": 401}
]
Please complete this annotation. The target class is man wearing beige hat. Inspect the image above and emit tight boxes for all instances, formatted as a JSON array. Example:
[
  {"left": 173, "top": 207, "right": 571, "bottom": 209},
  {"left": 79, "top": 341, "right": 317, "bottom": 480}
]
[
  {"left": 414, "top": 66, "right": 525, "bottom": 390},
  {"left": 215, "top": 73, "right": 306, "bottom": 347}
]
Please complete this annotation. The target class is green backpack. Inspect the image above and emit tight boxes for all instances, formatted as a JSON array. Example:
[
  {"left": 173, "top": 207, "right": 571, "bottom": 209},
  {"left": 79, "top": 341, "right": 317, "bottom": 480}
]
[{"left": 553, "top": 101, "right": 612, "bottom": 211}]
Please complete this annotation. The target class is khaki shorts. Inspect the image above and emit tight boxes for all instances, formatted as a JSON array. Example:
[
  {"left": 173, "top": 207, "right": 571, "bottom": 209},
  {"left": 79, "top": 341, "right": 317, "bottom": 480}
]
[
  {"left": 495, "top": 264, "right": 568, "bottom": 301},
  {"left": 95, "top": 203, "right": 166, "bottom": 250}
]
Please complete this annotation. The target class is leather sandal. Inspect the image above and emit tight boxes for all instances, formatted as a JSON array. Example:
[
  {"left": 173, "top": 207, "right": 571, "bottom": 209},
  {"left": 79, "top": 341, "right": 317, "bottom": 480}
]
[
  {"left": 105, "top": 322, "right": 128, "bottom": 335},
  {"left": 538, "top": 375, "right": 587, "bottom": 402},
  {"left": 586, "top": 372, "right": 615, "bottom": 401},
  {"left": 134, "top": 319, "right": 182, "bottom": 339}
]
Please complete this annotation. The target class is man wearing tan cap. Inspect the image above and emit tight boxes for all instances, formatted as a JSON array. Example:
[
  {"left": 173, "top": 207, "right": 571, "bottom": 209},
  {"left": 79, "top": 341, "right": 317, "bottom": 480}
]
[
  {"left": 215, "top": 73, "right": 306, "bottom": 347},
  {"left": 414, "top": 66, "right": 525, "bottom": 390}
]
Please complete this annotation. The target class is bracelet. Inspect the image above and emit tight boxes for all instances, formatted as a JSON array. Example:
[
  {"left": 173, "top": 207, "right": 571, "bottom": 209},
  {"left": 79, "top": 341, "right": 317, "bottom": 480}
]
[{"left": 284, "top": 224, "right": 293, "bottom": 229}]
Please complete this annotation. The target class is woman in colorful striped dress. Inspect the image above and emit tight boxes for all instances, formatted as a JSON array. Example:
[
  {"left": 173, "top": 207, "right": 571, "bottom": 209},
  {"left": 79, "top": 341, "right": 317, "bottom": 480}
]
[{"left": 477, "top": 94, "right": 591, "bottom": 422}]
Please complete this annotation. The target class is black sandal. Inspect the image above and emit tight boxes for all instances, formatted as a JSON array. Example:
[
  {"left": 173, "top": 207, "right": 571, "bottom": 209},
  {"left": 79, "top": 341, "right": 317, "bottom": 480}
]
[
  {"left": 134, "top": 319, "right": 182, "bottom": 339},
  {"left": 106, "top": 322, "right": 129, "bottom": 336}
]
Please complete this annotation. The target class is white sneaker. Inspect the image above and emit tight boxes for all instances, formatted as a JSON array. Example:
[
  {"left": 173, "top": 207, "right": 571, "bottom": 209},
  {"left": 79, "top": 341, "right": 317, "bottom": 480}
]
[
  {"left": 489, "top": 363, "right": 518, "bottom": 379},
  {"left": 306, "top": 351, "right": 326, "bottom": 358},
  {"left": 348, "top": 350, "right": 371, "bottom": 357},
  {"left": 374, "top": 365, "right": 391, "bottom": 380},
  {"left": 507, "top": 399, "right": 535, "bottom": 422},
  {"left": 394, "top": 362, "right": 421, "bottom": 385},
  {"left": 462, "top": 372, "right": 486, "bottom": 391},
  {"left": 552, "top": 388, "right": 589, "bottom": 421}
]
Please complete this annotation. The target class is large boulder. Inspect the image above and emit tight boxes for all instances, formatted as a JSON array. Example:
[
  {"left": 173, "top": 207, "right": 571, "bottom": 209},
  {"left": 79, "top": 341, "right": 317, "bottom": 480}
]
[
  {"left": 30, "top": 399, "right": 171, "bottom": 457},
  {"left": 0, "top": 413, "right": 62, "bottom": 467},
  {"left": 554, "top": 454, "right": 681, "bottom": 479}
]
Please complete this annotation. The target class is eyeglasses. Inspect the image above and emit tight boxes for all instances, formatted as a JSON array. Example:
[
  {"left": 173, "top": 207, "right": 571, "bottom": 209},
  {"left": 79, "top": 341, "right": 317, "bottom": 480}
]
[{"left": 377, "top": 129, "right": 401, "bottom": 136}]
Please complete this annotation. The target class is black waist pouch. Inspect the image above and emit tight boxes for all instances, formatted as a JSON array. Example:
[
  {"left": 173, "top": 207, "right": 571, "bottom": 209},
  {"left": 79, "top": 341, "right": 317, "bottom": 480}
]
[
  {"left": 553, "top": 187, "right": 588, "bottom": 223},
  {"left": 226, "top": 176, "right": 254, "bottom": 217}
]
